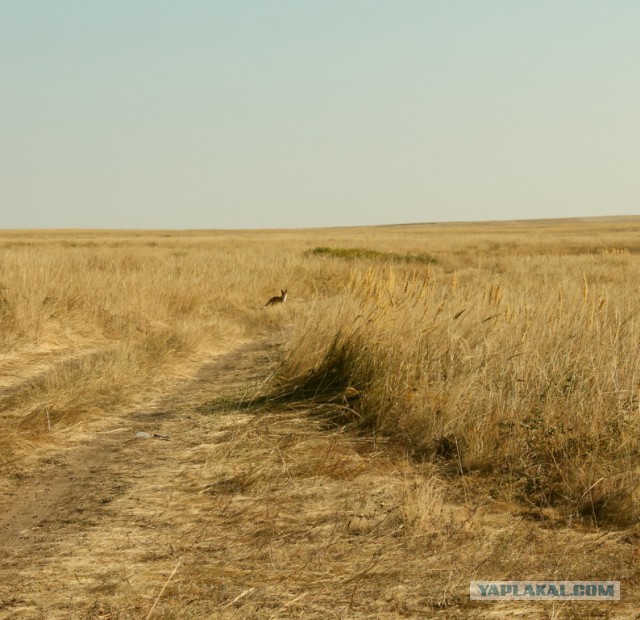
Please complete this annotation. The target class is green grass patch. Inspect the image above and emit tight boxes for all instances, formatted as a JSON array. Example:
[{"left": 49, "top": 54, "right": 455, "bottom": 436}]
[{"left": 308, "top": 246, "right": 437, "bottom": 265}]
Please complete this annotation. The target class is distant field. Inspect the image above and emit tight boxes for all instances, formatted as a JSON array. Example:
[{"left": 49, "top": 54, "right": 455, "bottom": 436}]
[{"left": 1, "top": 218, "right": 639, "bottom": 615}]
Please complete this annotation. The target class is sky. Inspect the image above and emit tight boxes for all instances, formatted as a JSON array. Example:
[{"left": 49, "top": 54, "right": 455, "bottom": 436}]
[{"left": 1, "top": 1, "right": 639, "bottom": 229}]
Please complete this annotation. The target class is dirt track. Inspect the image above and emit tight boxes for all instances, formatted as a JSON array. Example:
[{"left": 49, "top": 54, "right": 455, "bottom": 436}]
[{"left": 0, "top": 341, "right": 265, "bottom": 618}]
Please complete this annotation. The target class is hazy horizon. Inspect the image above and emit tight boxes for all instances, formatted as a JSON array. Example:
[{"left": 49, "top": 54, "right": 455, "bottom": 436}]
[
  {"left": 5, "top": 213, "right": 640, "bottom": 234},
  {"left": 2, "top": 2, "right": 639, "bottom": 229}
]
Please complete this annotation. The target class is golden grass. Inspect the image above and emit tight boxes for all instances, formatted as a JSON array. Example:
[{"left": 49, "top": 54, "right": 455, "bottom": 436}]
[
  {"left": 0, "top": 229, "right": 341, "bottom": 473},
  {"left": 272, "top": 255, "right": 640, "bottom": 526},
  {"left": 2, "top": 219, "right": 640, "bottom": 616},
  {"left": 4, "top": 221, "right": 640, "bottom": 507}
]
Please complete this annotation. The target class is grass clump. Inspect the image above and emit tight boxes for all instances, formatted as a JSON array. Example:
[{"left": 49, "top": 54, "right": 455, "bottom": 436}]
[
  {"left": 271, "top": 267, "right": 640, "bottom": 527},
  {"left": 308, "top": 246, "right": 437, "bottom": 265}
]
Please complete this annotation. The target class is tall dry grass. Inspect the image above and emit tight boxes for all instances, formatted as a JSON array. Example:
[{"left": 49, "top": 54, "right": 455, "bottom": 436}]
[
  {"left": 3, "top": 227, "right": 410, "bottom": 473},
  {"left": 3, "top": 221, "right": 640, "bottom": 524},
  {"left": 271, "top": 253, "right": 640, "bottom": 526},
  {"left": 3, "top": 221, "right": 640, "bottom": 617},
  {"left": 0, "top": 231, "right": 341, "bottom": 472}
]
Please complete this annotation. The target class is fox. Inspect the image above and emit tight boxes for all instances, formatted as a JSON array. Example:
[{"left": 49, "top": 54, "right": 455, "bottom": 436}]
[{"left": 265, "top": 289, "right": 288, "bottom": 307}]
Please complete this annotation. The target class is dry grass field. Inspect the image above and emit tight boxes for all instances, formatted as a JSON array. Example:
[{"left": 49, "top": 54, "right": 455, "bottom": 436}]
[{"left": 1, "top": 218, "right": 639, "bottom": 618}]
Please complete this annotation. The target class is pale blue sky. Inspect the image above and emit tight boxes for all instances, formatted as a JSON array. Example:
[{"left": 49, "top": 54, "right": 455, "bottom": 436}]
[{"left": 2, "top": 1, "right": 639, "bottom": 229}]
